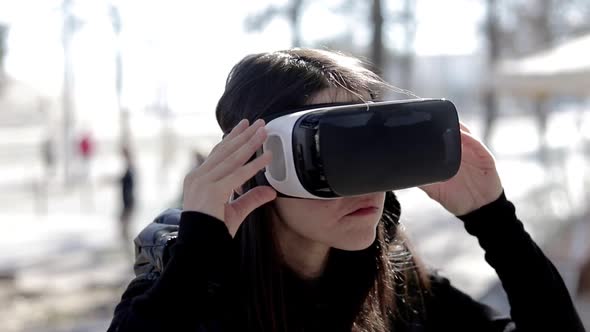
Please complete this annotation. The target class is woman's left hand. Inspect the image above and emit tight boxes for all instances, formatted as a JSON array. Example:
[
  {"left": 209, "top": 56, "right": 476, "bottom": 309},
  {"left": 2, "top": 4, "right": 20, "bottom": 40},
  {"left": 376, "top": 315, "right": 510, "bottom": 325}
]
[{"left": 419, "top": 123, "right": 503, "bottom": 216}]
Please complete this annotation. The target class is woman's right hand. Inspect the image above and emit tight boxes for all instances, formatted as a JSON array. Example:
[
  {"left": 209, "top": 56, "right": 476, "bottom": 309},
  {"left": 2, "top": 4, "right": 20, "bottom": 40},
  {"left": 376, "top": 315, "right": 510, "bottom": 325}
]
[{"left": 182, "top": 119, "right": 277, "bottom": 236}]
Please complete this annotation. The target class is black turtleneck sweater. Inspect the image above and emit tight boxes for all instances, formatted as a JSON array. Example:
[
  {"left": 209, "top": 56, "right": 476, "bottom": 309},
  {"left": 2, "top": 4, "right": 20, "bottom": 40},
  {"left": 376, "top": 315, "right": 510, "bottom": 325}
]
[{"left": 108, "top": 193, "right": 585, "bottom": 331}]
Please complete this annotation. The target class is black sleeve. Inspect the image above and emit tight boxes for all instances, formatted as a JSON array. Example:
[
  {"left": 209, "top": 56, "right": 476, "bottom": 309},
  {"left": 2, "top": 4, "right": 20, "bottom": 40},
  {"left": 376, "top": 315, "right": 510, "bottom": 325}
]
[
  {"left": 107, "top": 211, "right": 232, "bottom": 332},
  {"left": 427, "top": 191, "right": 584, "bottom": 332},
  {"left": 425, "top": 275, "right": 515, "bottom": 332}
]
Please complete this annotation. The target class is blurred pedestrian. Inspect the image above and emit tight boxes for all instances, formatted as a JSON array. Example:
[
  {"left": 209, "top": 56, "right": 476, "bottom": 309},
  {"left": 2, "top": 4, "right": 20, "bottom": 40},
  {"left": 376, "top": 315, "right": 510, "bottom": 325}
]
[
  {"left": 108, "top": 49, "right": 583, "bottom": 332},
  {"left": 119, "top": 145, "right": 136, "bottom": 247},
  {"left": 37, "top": 134, "right": 56, "bottom": 214},
  {"left": 77, "top": 130, "right": 94, "bottom": 177},
  {"left": 42, "top": 134, "right": 56, "bottom": 178},
  {"left": 75, "top": 130, "right": 96, "bottom": 211}
]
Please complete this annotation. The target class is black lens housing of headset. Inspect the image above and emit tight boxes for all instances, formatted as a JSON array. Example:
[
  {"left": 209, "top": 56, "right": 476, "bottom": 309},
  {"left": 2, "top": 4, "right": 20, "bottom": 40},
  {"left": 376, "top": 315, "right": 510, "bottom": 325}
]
[{"left": 255, "top": 98, "right": 462, "bottom": 199}]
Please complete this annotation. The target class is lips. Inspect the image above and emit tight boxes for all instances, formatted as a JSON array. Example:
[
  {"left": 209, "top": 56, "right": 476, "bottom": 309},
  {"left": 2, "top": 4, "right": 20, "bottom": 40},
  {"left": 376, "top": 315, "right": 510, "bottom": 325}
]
[{"left": 345, "top": 204, "right": 380, "bottom": 217}]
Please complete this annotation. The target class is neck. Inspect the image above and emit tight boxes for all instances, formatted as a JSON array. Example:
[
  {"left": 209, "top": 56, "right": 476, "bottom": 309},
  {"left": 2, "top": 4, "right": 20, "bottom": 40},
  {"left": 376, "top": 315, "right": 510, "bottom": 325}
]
[{"left": 273, "top": 216, "right": 330, "bottom": 280}]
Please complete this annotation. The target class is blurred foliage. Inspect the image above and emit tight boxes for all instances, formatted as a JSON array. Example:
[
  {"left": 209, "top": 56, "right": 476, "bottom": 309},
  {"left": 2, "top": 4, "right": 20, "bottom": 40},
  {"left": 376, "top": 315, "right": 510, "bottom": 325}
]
[{"left": 496, "top": 0, "right": 590, "bottom": 56}]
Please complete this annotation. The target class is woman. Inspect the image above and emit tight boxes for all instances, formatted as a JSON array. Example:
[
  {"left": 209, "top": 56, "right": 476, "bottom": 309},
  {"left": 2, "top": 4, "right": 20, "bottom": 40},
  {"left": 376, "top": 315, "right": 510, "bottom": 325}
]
[{"left": 108, "top": 49, "right": 584, "bottom": 332}]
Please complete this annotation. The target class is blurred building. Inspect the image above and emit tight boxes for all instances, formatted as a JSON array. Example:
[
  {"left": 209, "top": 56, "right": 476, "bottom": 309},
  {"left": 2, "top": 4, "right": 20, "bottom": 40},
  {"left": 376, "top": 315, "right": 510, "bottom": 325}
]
[{"left": 0, "top": 24, "right": 57, "bottom": 197}]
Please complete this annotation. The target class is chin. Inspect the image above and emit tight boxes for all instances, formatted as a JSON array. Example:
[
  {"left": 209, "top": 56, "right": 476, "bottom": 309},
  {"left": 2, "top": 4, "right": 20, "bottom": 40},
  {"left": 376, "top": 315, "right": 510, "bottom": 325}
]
[{"left": 333, "top": 227, "right": 377, "bottom": 251}]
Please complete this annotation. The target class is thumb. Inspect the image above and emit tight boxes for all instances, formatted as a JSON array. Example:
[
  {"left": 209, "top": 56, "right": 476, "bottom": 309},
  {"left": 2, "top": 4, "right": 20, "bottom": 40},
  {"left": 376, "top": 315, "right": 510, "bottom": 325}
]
[
  {"left": 418, "top": 183, "right": 439, "bottom": 199},
  {"left": 229, "top": 186, "right": 277, "bottom": 222}
]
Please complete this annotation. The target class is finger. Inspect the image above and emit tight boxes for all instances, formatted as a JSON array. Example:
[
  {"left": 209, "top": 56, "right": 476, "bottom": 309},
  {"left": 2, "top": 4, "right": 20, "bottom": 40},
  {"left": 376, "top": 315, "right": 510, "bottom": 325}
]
[
  {"left": 417, "top": 183, "right": 439, "bottom": 198},
  {"left": 223, "top": 150, "right": 272, "bottom": 189},
  {"left": 229, "top": 186, "right": 277, "bottom": 221},
  {"left": 460, "top": 130, "right": 496, "bottom": 162},
  {"left": 207, "top": 125, "right": 268, "bottom": 181},
  {"left": 459, "top": 121, "right": 472, "bottom": 134},
  {"left": 226, "top": 119, "right": 249, "bottom": 140},
  {"left": 209, "top": 119, "right": 249, "bottom": 154},
  {"left": 201, "top": 119, "right": 265, "bottom": 173},
  {"left": 460, "top": 130, "right": 485, "bottom": 150},
  {"left": 225, "top": 119, "right": 265, "bottom": 149},
  {"left": 203, "top": 119, "right": 249, "bottom": 167}
]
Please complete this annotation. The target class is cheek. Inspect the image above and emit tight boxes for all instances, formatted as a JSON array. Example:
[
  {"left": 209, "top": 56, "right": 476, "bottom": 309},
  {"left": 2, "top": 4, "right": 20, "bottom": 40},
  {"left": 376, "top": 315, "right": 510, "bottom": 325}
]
[
  {"left": 272, "top": 195, "right": 384, "bottom": 250},
  {"left": 274, "top": 199, "right": 341, "bottom": 232}
]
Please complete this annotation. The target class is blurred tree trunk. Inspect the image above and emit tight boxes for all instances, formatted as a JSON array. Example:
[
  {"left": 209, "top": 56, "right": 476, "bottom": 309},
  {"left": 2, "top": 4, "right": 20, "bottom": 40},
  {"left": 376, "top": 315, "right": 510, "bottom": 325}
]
[
  {"left": 369, "top": 0, "right": 415, "bottom": 90},
  {"left": 0, "top": 24, "right": 7, "bottom": 95},
  {"left": 245, "top": 0, "right": 305, "bottom": 48},
  {"left": 110, "top": 5, "right": 131, "bottom": 148},
  {"left": 531, "top": 0, "right": 554, "bottom": 51},
  {"left": 398, "top": 0, "right": 415, "bottom": 91},
  {"left": 530, "top": 0, "right": 553, "bottom": 156},
  {"left": 289, "top": 0, "right": 304, "bottom": 47},
  {"left": 482, "top": 0, "right": 500, "bottom": 146},
  {"left": 0, "top": 25, "right": 6, "bottom": 72},
  {"left": 61, "top": 0, "right": 78, "bottom": 185},
  {"left": 370, "top": 0, "right": 384, "bottom": 74}
]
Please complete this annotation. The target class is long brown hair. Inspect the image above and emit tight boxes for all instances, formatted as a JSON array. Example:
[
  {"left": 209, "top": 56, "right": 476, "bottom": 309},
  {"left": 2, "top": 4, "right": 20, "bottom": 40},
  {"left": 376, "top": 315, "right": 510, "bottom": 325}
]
[{"left": 215, "top": 49, "right": 430, "bottom": 332}]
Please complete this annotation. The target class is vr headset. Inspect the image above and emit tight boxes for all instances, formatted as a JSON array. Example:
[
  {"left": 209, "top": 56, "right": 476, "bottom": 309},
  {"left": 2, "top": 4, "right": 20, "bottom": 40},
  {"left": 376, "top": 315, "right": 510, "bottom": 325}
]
[{"left": 253, "top": 98, "right": 462, "bottom": 199}]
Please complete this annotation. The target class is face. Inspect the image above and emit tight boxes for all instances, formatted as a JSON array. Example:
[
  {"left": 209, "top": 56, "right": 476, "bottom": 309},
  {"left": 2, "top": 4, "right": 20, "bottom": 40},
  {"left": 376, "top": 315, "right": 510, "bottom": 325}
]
[
  {"left": 272, "top": 192, "right": 386, "bottom": 251},
  {"left": 271, "top": 88, "right": 386, "bottom": 251}
]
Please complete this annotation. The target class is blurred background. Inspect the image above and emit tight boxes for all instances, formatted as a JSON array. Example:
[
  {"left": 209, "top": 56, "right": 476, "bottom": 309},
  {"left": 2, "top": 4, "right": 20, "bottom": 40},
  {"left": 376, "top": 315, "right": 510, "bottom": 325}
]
[{"left": 0, "top": 0, "right": 589, "bottom": 331}]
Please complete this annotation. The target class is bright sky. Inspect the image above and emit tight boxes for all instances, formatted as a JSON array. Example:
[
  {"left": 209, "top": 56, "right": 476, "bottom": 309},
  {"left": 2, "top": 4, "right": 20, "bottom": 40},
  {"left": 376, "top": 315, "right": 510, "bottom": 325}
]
[{"left": 0, "top": 0, "right": 485, "bottom": 135}]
